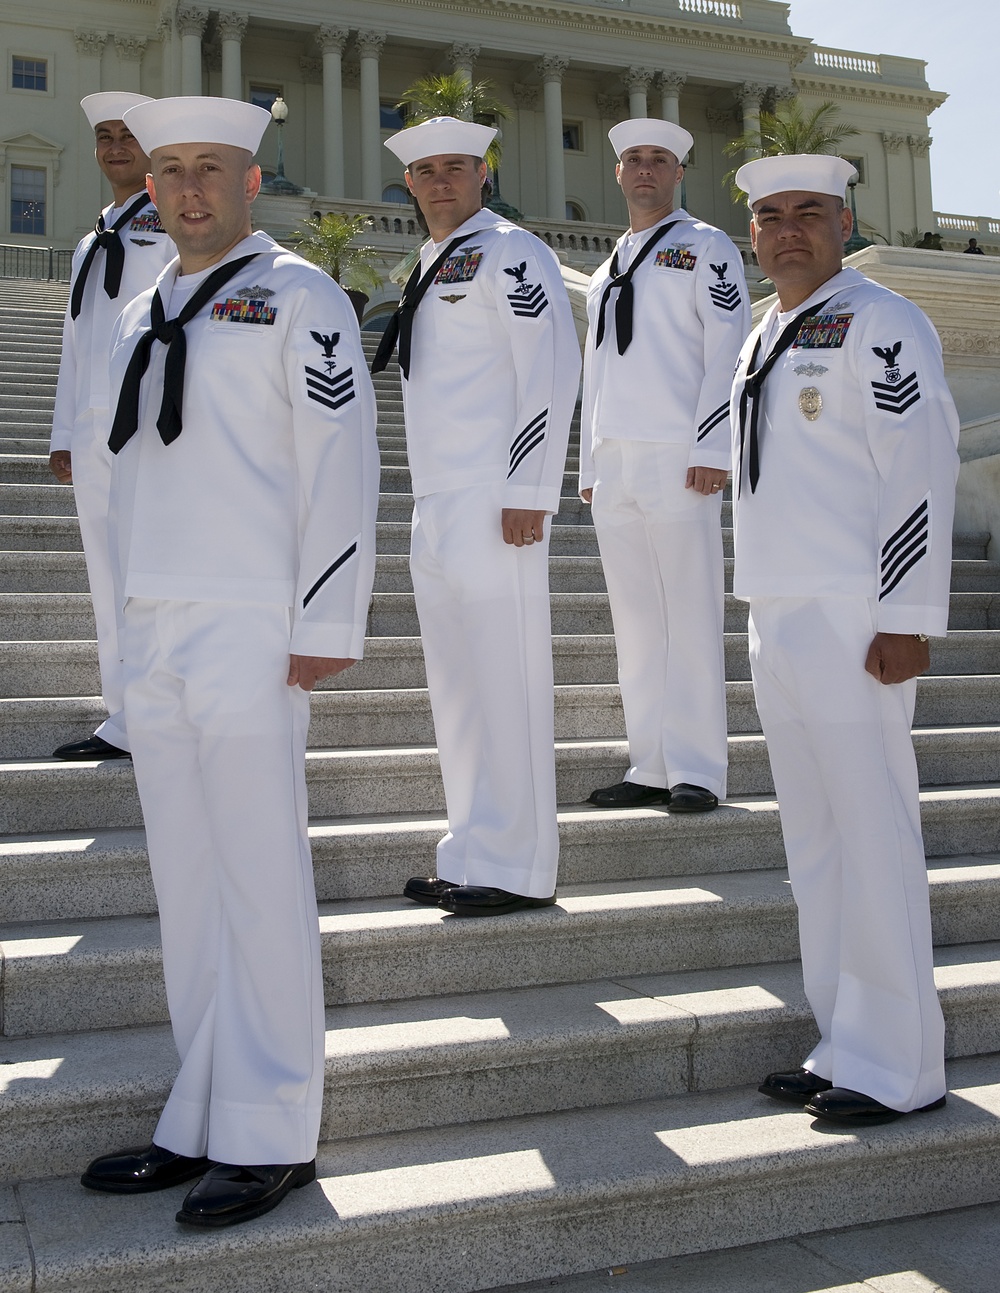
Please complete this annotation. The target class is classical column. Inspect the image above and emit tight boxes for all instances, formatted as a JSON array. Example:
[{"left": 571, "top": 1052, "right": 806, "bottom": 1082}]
[
  {"left": 623, "top": 66, "right": 655, "bottom": 119},
  {"left": 596, "top": 92, "right": 627, "bottom": 222},
  {"left": 882, "top": 131, "right": 907, "bottom": 243},
  {"left": 217, "top": 11, "right": 247, "bottom": 101},
  {"left": 114, "top": 36, "right": 146, "bottom": 93},
  {"left": 317, "top": 26, "right": 349, "bottom": 199},
  {"left": 357, "top": 30, "right": 385, "bottom": 203},
  {"left": 177, "top": 7, "right": 209, "bottom": 96},
  {"left": 155, "top": 12, "right": 179, "bottom": 97},
  {"left": 511, "top": 83, "right": 540, "bottom": 219},
  {"left": 449, "top": 42, "right": 480, "bottom": 117},
  {"left": 736, "top": 82, "right": 766, "bottom": 155},
  {"left": 75, "top": 31, "right": 106, "bottom": 218},
  {"left": 538, "top": 56, "right": 568, "bottom": 221},
  {"left": 658, "top": 72, "right": 686, "bottom": 125},
  {"left": 909, "top": 134, "right": 934, "bottom": 234}
]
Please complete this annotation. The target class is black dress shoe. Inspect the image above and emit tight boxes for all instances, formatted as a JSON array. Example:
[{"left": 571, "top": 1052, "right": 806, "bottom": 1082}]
[
  {"left": 403, "top": 876, "right": 461, "bottom": 905},
  {"left": 805, "top": 1087, "right": 947, "bottom": 1126},
  {"left": 176, "top": 1160, "right": 316, "bottom": 1228},
  {"left": 438, "top": 886, "right": 557, "bottom": 917},
  {"left": 588, "top": 780, "right": 670, "bottom": 807},
  {"left": 52, "top": 735, "right": 131, "bottom": 761},
  {"left": 759, "top": 1067, "right": 834, "bottom": 1105},
  {"left": 665, "top": 783, "right": 718, "bottom": 813},
  {"left": 81, "top": 1143, "right": 213, "bottom": 1193}
]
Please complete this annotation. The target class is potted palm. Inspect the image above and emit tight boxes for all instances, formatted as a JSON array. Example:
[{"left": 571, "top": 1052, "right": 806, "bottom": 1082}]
[
  {"left": 294, "top": 212, "right": 384, "bottom": 322},
  {"left": 722, "top": 99, "right": 859, "bottom": 200}
]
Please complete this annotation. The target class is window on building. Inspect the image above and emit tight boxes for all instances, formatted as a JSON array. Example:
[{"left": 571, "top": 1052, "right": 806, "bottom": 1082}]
[
  {"left": 10, "top": 165, "right": 46, "bottom": 235},
  {"left": 844, "top": 155, "right": 866, "bottom": 185},
  {"left": 382, "top": 184, "right": 410, "bottom": 205},
  {"left": 565, "top": 201, "right": 585, "bottom": 221},
  {"left": 12, "top": 56, "right": 47, "bottom": 92},
  {"left": 249, "top": 83, "right": 281, "bottom": 113},
  {"left": 562, "top": 122, "right": 582, "bottom": 151},
  {"left": 380, "top": 101, "right": 405, "bottom": 131}
]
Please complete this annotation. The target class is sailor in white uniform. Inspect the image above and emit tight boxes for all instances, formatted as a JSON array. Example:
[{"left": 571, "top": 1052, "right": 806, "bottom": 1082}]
[
  {"left": 731, "top": 154, "right": 958, "bottom": 1127},
  {"left": 49, "top": 92, "right": 175, "bottom": 760},
  {"left": 80, "top": 97, "right": 379, "bottom": 1225},
  {"left": 581, "top": 119, "right": 750, "bottom": 813},
  {"left": 375, "top": 117, "right": 581, "bottom": 917}
]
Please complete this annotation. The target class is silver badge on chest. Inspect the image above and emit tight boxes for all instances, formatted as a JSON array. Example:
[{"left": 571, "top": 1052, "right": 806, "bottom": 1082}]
[{"left": 798, "top": 387, "right": 823, "bottom": 421}]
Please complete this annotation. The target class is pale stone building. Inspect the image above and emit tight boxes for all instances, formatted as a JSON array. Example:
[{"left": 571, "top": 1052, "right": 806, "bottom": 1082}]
[{"left": 5, "top": 0, "right": 993, "bottom": 319}]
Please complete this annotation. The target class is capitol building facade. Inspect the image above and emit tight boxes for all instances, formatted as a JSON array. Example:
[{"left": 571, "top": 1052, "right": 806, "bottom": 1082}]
[{"left": 1, "top": 0, "right": 980, "bottom": 297}]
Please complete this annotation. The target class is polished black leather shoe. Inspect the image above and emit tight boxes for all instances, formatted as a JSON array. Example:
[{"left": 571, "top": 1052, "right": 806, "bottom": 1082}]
[
  {"left": 588, "top": 780, "right": 670, "bottom": 807},
  {"left": 81, "top": 1143, "right": 213, "bottom": 1193},
  {"left": 403, "top": 876, "right": 461, "bottom": 905},
  {"left": 666, "top": 783, "right": 718, "bottom": 813},
  {"left": 52, "top": 735, "right": 131, "bottom": 761},
  {"left": 805, "top": 1087, "right": 947, "bottom": 1126},
  {"left": 438, "top": 885, "right": 557, "bottom": 917},
  {"left": 759, "top": 1067, "right": 834, "bottom": 1105},
  {"left": 176, "top": 1160, "right": 316, "bottom": 1228}
]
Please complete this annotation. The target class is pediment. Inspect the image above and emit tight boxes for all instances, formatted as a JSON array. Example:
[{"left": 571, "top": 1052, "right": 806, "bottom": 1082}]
[{"left": 0, "top": 131, "right": 64, "bottom": 154}]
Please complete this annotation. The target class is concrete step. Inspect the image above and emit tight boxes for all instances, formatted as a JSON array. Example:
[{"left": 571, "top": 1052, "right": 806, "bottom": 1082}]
[
  {"left": 2, "top": 788, "right": 996, "bottom": 924},
  {"left": 1, "top": 935, "right": 998, "bottom": 1185},
  {"left": 4, "top": 672, "right": 1000, "bottom": 759},
  {"left": 4, "top": 855, "right": 1000, "bottom": 1038},
  {"left": 3, "top": 1049, "right": 1000, "bottom": 1293},
  {"left": 2, "top": 630, "right": 998, "bottom": 701},
  {"left": 0, "top": 516, "right": 81, "bottom": 551},
  {"left": 0, "top": 722, "right": 997, "bottom": 834}
]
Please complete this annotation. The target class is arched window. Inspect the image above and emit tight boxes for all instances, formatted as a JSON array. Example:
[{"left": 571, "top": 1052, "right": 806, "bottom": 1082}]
[
  {"left": 382, "top": 184, "right": 410, "bottom": 205},
  {"left": 565, "top": 200, "right": 586, "bottom": 222}
]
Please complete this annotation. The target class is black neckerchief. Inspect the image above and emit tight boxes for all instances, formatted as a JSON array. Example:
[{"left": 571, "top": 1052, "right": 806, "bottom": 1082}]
[
  {"left": 70, "top": 193, "right": 152, "bottom": 321},
  {"left": 594, "top": 217, "right": 684, "bottom": 355}
]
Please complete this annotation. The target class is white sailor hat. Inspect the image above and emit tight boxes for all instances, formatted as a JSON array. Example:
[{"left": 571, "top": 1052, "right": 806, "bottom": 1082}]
[
  {"left": 81, "top": 92, "right": 153, "bottom": 130},
  {"left": 122, "top": 96, "right": 272, "bottom": 156},
  {"left": 608, "top": 118, "right": 694, "bottom": 162},
  {"left": 384, "top": 116, "right": 498, "bottom": 167},
  {"left": 735, "top": 154, "right": 858, "bottom": 207}
]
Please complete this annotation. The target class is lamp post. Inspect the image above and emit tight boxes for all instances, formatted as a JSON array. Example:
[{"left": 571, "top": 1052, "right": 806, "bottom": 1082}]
[
  {"left": 844, "top": 176, "right": 871, "bottom": 254},
  {"left": 261, "top": 95, "right": 302, "bottom": 196}
]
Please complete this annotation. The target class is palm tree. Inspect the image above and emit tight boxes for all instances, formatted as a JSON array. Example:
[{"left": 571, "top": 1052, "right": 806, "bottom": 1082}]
[
  {"left": 396, "top": 73, "right": 510, "bottom": 172},
  {"left": 294, "top": 212, "right": 383, "bottom": 295},
  {"left": 722, "top": 98, "right": 859, "bottom": 200}
]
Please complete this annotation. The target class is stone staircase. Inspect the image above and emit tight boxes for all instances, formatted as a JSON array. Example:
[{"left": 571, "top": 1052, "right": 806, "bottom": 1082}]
[{"left": 1, "top": 275, "right": 999, "bottom": 1292}]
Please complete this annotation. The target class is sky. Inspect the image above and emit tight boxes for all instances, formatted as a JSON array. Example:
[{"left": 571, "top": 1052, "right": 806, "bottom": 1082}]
[{"left": 787, "top": 0, "right": 999, "bottom": 219}]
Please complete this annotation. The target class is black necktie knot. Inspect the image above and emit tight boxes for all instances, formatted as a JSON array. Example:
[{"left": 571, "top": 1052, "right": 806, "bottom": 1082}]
[
  {"left": 69, "top": 193, "right": 151, "bottom": 320},
  {"left": 153, "top": 319, "right": 179, "bottom": 346},
  {"left": 594, "top": 218, "right": 681, "bottom": 355}
]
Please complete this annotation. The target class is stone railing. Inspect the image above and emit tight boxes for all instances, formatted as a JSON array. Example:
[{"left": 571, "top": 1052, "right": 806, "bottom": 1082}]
[
  {"left": 809, "top": 46, "right": 881, "bottom": 76},
  {"left": 677, "top": 0, "right": 742, "bottom": 19},
  {"left": 936, "top": 212, "right": 1000, "bottom": 243}
]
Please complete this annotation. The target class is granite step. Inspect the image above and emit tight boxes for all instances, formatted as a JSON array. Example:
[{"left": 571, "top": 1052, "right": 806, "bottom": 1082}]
[
  {"left": 3, "top": 856, "right": 999, "bottom": 1037},
  {"left": 0, "top": 724, "right": 997, "bottom": 834},
  {"left": 3, "top": 672, "right": 1000, "bottom": 759},
  {"left": 1, "top": 935, "right": 998, "bottom": 1184},
  {"left": 1, "top": 787, "right": 996, "bottom": 924},
  {"left": 7, "top": 1050, "right": 1000, "bottom": 1293},
  {"left": 2, "top": 630, "right": 998, "bottom": 701}
]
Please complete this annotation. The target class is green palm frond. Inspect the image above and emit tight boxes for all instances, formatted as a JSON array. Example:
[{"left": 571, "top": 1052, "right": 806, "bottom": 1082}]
[
  {"left": 293, "top": 213, "right": 383, "bottom": 294},
  {"left": 721, "top": 99, "right": 860, "bottom": 200},
  {"left": 396, "top": 73, "right": 510, "bottom": 171}
]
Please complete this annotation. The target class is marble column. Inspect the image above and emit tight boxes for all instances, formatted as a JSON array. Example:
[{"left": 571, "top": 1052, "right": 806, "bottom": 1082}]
[
  {"left": 448, "top": 42, "right": 480, "bottom": 117},
  {"left": 217, "top": 11, "right": 247, "bottom": 102},
  {"left": 317, "top": 26, "right": 349, "bottom": 199},
  {"left": 177, "top": 6, "right": 208, "bottom": 96},
  {"left": 74, "top": 31, "right": 105, "bottom": 217},
  {"left": 596, "top": 92, "right": 627, "bottom": 223},
  {"left": 623, "top": 66, "right": 655, "bottom": 119},
  {"left": 538, "top": 55, "right": 568, "bottom": 221},
  {"left": 511, "top": 82, "right": 540, "bottom": 220},
  {"left": 659, "top": 72, "right": 686, "bottom": 125},
  {"left": 357, "top": 30, "right": 385, "bottom": 203},
  {"left": 737, "top": 81, "right": 766, "bottom": 156},
  {"left": 155, "top": 13, "right": 179, "bottom": 97}
]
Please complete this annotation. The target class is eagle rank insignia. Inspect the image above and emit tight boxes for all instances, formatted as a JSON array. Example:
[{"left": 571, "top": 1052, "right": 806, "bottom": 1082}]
[{"left": 798, "top": 387, "right": 823, "bottom": 421}]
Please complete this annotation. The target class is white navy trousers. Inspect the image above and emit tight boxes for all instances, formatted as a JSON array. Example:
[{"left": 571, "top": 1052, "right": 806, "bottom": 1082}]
[
  {"left": 748, "top": 595, "right": 946, "bottom": 1111},
  {"left": 591, "top": 439, "right": 728, "bottom": 798},
  {"left": 410, "top": 483, "right": 559, "bottom": 898},
  {"left": 122, "top": 597, "right": 325, "bottom": 1165},
  {"left": 74, "top": 409, "right": 128, "bottom": 750}
]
